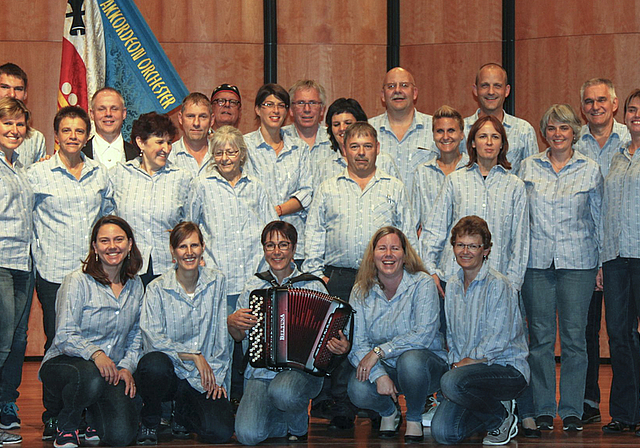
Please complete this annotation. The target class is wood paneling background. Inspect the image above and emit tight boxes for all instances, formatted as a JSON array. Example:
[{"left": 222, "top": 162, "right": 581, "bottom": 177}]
[{"left": 3, "top": 0, "right": 630, "bottom": 356}]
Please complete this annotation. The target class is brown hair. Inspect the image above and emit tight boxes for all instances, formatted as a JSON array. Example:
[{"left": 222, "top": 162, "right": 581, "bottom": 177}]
[
  {"left": 466, "top": 115, "right": 511, "bottom": 170},
  {"left": 131, "top": 112, "right": 178, "bottom": 152},
  {"left": 83, "top": 216, "right": 142, "bottom": 285},
  {"left": 261, "top": 220, "right": 298, "bottom": 248},
  {"left": 170, "top": 221, "right": 204, "bottom": 249},
  {"left": 450, "top": 215, "right": 493, "bottom": 253}
]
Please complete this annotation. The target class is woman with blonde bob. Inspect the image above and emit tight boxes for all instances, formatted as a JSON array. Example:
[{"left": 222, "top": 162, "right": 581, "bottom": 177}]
[{"left": 347, "top": 226, "right": 447, "bottom": 443}]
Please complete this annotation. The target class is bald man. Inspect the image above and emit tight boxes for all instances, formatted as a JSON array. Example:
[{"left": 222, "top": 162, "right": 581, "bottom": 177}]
[{"left": 369, "top": 67, "right": 437, "bottom": 196}]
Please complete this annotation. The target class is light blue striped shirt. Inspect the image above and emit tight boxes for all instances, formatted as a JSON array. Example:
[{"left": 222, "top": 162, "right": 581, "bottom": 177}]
[
  {"left": 464, "top": 110, "right": 539, "bottom": 175},
  {"left": 244, "top": 129, "right": 313, "bottom": 259},
  {"left": 412, "top": 153, "right": 469, "bottom": 231},
  {"left": 574, "top": 121, "right": 630, "bottom": 178},
  {"left": 370, "top": 110, "right": 438, "bottom": 197},
  {"left": 141, "top": 266, "right": 229, "bottom": 393},
  {"left": 282, "top": 124, "right": 334, "bottom": 171},
  {"left": 110, "top": 160, "right": 193, "bottom": 275},
  {"left": 601, "top": 144, "right": 640, "bottom": 263},
  {"left": 188, "top": 169, "right": 278, "bottom": 295},
  {"left": 15, "top": 128, "right": 46, "bottom": 168},
  {"left": 421, "top": 164, "right": 529, "bottom": 291},
  {"left": 166, "top": 137, "right": 213, "bottom": 178},
  {"left": 0, "top": 151, "right": 33, "bottom": 271},
  {"left": 303, "top": 169, "right": 418, "bottom": 277},
  {"left": 445, "top": 263, "right": 530, "bottom": 382},
  {"left": 237, "top": 264, "right": 327, "bottom": 380},
  {"left": 41, "top": 269, "right": 144, "bottom": 374},
  {"left": 313, "top": 151, "right": 400, "bottom": 191},
  {"left": 348, "top": 270, "right": 447, "bottom": 383},
  {"left": 28, "top": 153, "right": 115, "bottom": 283},
  {"left": 520, "top": 150, "right": 603, "bottom": 269}
]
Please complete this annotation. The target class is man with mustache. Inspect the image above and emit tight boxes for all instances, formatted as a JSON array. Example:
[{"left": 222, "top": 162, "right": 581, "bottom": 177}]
[
  {"left": 303, "top": 122, "right": 417, "bottom": 430},
  {"left": 83, "top": 87, "right": 138, "bottom": 168},
  {"left": 369, "top": 67, "right": 437, "bottom": 196},
  {"left": 210, "top": 83, "right": 242, "bottom": 131},
  {"left": 463, "top": 63, "right": 538, "bottom": 175},
  {"left": 168, "top": 92, "right": 214, "bottom": 177}
]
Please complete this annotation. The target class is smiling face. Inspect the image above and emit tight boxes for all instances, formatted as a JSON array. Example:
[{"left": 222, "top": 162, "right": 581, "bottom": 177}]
[
  {"left": 92, "top": 223, "right": 132, "bottom": 271},
  {"left": 473, "top": 66, "right": 510, "bottom": 116},
  {"left": 255, "top": 94, "right": 286, "bottom": 131},
  {"left": 0, "top": 113, "right": 27, "bottom": 154},
  {"left": 263, "top": 231, "right": 295, "bottom": 281},
  {"left": 582, "top": 83, "right": 618, "bottom": 129},
  {"left": 433, "top": 117, "right": 463, "bottom": 155},
  {"left": 453, "top": 233, "right": 489, "bottom": 276},
  {"left": 90, "top": 90, "right": 126, "bottom": 142},
  {"left": 170, "top": 231, "right": 204, "bottom": 273},
  {"left": 625, "top": 96, "right": 640, "bottom": 137},
  {"left": 179, "top": 101, "right": 212, "bottom": 144},
  {"left": 290, "top": 87, "right": 324, "bottom": 132},
  {"left": 330, "top": 112, "right": 357, "bottom": 155},
  {"left": 381, "top": 68, "right": 417, "bottom": 114},
  {"left": 137, "top": 133, "right": 171, "bottom": 173},
  {"left": 56, "top": 116, "right": 89, "bottom": 157},
  {"left": 545, "top": 119, "right": 574, "bottom": 154},
  {"left": 213, "top": 142, "right": 242, "bottom": 180},
  {"left": 344, "top": 132, "right": 379, "bottom": 178},
  {"left": 472, "top": 121, "right": 502, "bottom": 167},
  {"left": 373, "top": 232, "right": 405, "bottom": 282}
]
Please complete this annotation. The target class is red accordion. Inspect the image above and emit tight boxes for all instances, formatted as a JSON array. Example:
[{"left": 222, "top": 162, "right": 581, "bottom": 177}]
[{"left": 248, "top": 286, "right": 353, "bottom": 376}]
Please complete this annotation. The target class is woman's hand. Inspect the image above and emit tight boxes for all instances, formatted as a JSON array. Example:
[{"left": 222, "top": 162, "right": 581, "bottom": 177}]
[
  {"left": 356, "top": 350, "right": 380, "bottom": 381},
  {"left": 431, "top": 274, "right": 445, "bottom": 297},
  {"left": 93, "top": 351, "right": 119, "bottom": 385},
  {"left": 117, "top": 368, "right": 136, "bottom": 398},
  {"left": 327, "top": 330, "right": 350, "bottom": 355},
  {"left": 211, "top": 384, "right": 228, "bottom": 400},
  {"left": 452, "top": 357, "right": 487, "bottom": 369},
  {"left": 192, "top": 354, "right": 217, "bottom": 398},
  {"left": 375, "top": 375, "right": 398, "bottom": 401},
  {"left": 227, "top": 308, "right": 257, "bottom": 341}
]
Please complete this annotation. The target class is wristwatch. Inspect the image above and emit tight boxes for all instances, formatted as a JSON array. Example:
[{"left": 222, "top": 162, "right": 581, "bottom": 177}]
[{"left": 373, "top": 346, "right": 384, "bottom": 359}]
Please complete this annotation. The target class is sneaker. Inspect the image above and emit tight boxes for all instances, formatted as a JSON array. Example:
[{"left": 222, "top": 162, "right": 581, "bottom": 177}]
[
  {"left": 0, "top": 429, "right": 22, "bottom": 445},
  {"left": 563, "top": 416, "right": 583, "bottom": 431},
  {"left": 85, "top": 426, "right": 100, "bottom": 441},
  {"left": 536, "top": 415, "right": 554, "bottom": 430},
  {"left": 582, "top": 403, "right": 601, "bottom": 424},
  {"left": 137, "top": 425, "right": 158, "bottom": 445},
  {"left": 171, "top": 418, "right": 189, "bottom": 439},
  {"left": 422, "top": 395, "right": 439, "bottom": 427},
  {"left": 54, "top": 429, "right": 80, "bottom": 448},
  {"left": 483, "top": 411, "right": 518, "bottom": 445},
  {"left": 43, "top": 417, "right": 58, "bottom": 441},
  {"left": 0, "top": 403, "right": 20, "bottom": 430}
]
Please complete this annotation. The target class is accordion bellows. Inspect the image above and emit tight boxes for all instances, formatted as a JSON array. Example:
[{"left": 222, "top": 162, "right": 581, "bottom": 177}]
[{"left": 248, "top": 287, "right": 354, "bottom": 376}]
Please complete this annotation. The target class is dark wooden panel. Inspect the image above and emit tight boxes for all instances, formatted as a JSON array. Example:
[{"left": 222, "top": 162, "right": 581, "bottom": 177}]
[
  {"left": 0, "top": 0, "right": 66, "bottom": 41},
  {"left": 278, "top": 0, "right": 386, "bottom": 45}
]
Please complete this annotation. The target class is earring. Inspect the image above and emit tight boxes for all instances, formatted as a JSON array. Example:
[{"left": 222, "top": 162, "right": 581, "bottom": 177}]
[
  {"left": 172, "top": 258, "right": 176, "bottom": 263},
  {"left": 95, "top": 253, "right": 98, "bottom": 262},
  {"left": 127, "top": 252, "right": 131, "bottom": 259}
]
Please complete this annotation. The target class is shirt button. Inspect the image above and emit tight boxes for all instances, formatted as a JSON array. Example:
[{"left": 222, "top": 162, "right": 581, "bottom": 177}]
[{"left": 115, "top": 310, "right": 119, "bottom": 315}]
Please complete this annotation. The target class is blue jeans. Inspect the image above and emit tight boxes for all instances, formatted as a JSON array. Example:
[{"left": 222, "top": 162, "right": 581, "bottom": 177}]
[
  {"left": 0, "top": 268, "right": 30, "bottom": 369},
  {"left": 431, "top": 364, "right": 527, "bottom": 445},
  {"left": 135, "top": 352, "right": 234, "bottom": 444},
  {"left": 521, "top": 266, "right": 596, "bottom": 419},
  {"left": 235, "top": 370, "right": 323, "bottom": 445},
  {"left": 35, "top": 271, "right": 61, "bottom": 352},
  {"left": 603, "top": 257, "right": 640, "bottom": 424},
  {"left": 40, "top": 355, "right": 139, "bottom": 446},
  {"left": 348, "top": 349, "right": 447, "bottom": 422},
  {"left": 0, "top": 269, "right": 34, "bottom": 402}
]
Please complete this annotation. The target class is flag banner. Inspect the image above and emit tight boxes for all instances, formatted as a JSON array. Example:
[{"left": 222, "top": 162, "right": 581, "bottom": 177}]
[{"left": 59, "top": 0, "right": 189, "bottom": 140}]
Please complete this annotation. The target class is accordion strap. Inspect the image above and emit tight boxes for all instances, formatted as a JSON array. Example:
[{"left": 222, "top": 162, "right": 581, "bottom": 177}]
[{"left": 254, "top": 271, "right": 330, "bottom": 293}]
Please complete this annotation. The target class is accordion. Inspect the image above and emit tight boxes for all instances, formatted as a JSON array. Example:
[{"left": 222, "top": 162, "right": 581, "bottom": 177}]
[{"left": 248, "top": 286, "right": 354, "bottom": 376}]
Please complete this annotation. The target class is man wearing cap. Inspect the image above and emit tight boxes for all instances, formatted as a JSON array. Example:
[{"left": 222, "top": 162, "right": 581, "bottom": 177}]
[{"left": 211, "top": 83, "right": 242, "bottom": 131}]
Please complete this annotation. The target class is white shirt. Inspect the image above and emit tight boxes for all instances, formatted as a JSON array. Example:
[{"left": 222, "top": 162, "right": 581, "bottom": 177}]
[{"left": 92, "top": 133, "right": 127, "bottom": 169}]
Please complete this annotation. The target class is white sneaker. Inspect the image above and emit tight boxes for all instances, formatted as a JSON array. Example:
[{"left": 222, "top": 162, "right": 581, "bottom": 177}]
[
  {"left": 483, "top": 410, "right": 518, "bottom": 445},
  {"left": 422, "top": 396, "right": 439, "bottom": 427}
]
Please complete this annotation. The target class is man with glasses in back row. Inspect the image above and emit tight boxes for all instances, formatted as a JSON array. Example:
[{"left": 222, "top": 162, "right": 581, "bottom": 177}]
[{"left": 211, "top": 83, "right": 242, "bottom": 131}]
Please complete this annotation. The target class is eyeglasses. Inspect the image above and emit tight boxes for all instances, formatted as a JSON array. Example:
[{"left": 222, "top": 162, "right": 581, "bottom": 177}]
[
  {"left": 212, "top": 98, "right": 241, "bottom": 108},
  {"left": 213, "top": 149, "right": 240, "bottom": 158},
  {"left": 263, "top": 241, "right": 292, "bottom": 251},
  {"left": 454, "top": 242, "right": 483, "bottom": 252},
  {"left": 383, "top": 82, "right": 414, "bottom": 91},
  {"left": 292, "top": 100, "right": 322, "bottom": 109},
  {"left": 261, "top": 101, "right": 287, "bottom": 110}
]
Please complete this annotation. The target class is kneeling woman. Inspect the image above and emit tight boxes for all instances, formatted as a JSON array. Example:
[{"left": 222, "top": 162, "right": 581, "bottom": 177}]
[
  {"left": 431, "top": 216, "right": 529, "bottom": 445},
  {"left": 40, "top": 216, "right": 144, "bottom": 448},
  {"left": 229, "top": 221, "right": 349, "bottom": 445},
  {"left": 347, "top": 226, "right": 448, "bottom": 442},
  {"left": 136, "top": 222, "right": 234, "bottom": 444}
]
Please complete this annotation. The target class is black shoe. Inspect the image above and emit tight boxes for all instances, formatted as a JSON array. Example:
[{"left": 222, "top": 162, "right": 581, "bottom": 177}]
[
  {"left": 287, "top": 432, "right": 308, "bottom": 442},
  {"left": 379, "top": 411, "right": 402, "bottom": 439},
  {"left": 310, "top": 400, "right": 334, "bottom": 420},
  {"left": 563, "top": 416, "right": 583, "bottom": 431},
  {"left": 43, "top": 417, "right": 58, "bottom": 441},
  {"left": 536, "top": 415, "right": 554, "bottom": 430},
  {"left": 521, "top": 427, "right": 541, "bottom": 438},
  {"left": 404, "top": 434, "right": 424, "bottom": 443},
  {"left": 329, "top": 415, "right": 354, "bottom": 430},
  {"left": 582, "top": 403, "right": 601, "bottom": 424},
  {"left": 137, "top": 425, "right": 158, "bottom": 445},
  {"left": 602, "top": 420, "right": 637, "bottom": 433}
]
